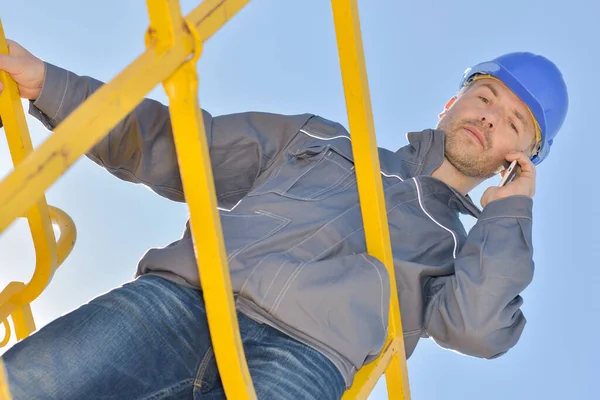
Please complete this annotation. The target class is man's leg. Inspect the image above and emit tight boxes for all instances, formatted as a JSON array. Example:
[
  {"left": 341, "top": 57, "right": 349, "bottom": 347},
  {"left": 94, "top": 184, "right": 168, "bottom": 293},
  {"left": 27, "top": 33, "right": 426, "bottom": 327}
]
[
  {"left": 198, "top": 313, "right": 346, "bottom": 400},
  {"left": 1, "top": 275, "right": 214, "bottom": 400}
]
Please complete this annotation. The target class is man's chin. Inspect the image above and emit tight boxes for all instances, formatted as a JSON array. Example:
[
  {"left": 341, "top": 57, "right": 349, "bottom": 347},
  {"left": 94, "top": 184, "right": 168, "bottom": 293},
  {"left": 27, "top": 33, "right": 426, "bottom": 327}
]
[{"left": 445, "top": 154, "right": 499, "bottom": 179}]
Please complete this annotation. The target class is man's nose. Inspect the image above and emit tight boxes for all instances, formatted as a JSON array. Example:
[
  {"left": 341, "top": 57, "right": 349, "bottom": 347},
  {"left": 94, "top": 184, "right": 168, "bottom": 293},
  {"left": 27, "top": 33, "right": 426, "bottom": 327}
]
[{"left": 480, "top": 111, "right": 498, "bottom": 131}]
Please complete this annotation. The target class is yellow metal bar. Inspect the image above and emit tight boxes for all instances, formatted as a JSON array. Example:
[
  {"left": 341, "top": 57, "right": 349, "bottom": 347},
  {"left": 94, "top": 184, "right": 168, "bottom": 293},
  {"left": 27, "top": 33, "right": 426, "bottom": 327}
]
[
  {"left": 10, "top": 306, "right": 35, "bottom": 342},
  {"left": 187, "top": 0, "right": 250, "bottom": 41},
  {"left": 0, "top": 284, "right": 37, "bottom": 348},
  {"left": 0, "top": 20, "right": 59, "bottom": 307},
  {"left": 0, "top": 21, "right": 76, "bottom": 350},
  {"left": 0, "top": 320, "right": 9, "bottom": 348},
  {"left": 49, "top": 206, "right": 77, "bottom": 266},
  {"left": 146, "top": 1, "right": 256, "bottom": 398},
  {"left": 0, "top": 358, "right": 11, "bottom": 400},
  {"left": 0, "top": 0, "right": 249, "bottom": 237},
  {"left": 331, "top": 1, "right": 411, "bottom": 399},
  {"left": 344, "top": 338, "right": 402, "bottom": 399},
  {"left": 0, "top": 206, "right": 75, "bottom": 345},
  {"left": 145, "top": 0, "right": 184, "bottom": 51},
  {"left": 0, "top": 20, "right": 76, "bottom": 364},
  {"left": 0, "top": 283, "right": 24, "bottom": 324}
]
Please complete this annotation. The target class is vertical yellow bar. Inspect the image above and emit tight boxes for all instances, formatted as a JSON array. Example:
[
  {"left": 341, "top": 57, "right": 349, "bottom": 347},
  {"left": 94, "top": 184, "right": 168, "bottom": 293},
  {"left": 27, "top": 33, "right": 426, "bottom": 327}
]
[
  {"left": 163, "top": 60, "right": 257, "bottom": 400},
  {"left": 0, "top": 19, "right": 59, "bottom": 308},
  {"left": 11, "top": 307, "right": 36, "bottom": 342},
  {"left": 330, "top": 1, "right": 411, "bottom": 399},
  {"left": 0, "top": 358, "right": 11, "bottom": 400},
  {"left": 146, "top": 1, "right": 256, "bottom": 398}
]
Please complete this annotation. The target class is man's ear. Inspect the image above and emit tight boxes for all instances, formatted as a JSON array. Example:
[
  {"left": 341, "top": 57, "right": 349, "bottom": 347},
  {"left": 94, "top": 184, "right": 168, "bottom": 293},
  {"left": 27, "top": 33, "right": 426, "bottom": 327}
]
[{"left": 438, "top": 96, "right": 457, "bottom": 119}]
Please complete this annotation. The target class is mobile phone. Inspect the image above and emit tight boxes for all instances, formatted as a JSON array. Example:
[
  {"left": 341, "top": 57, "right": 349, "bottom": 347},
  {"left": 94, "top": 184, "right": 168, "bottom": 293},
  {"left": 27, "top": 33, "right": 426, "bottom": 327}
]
[{"left": 498, "top": 160, "right": 520, "bottom": 187}]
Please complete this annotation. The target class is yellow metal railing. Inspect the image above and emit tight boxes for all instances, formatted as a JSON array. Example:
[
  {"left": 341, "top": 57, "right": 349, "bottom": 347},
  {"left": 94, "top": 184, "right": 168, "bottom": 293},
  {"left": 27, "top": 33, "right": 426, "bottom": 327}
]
[
  {"left": 0, "top": 1, "right": 411, "bottom": 399},
  {"left": 0, "top": 19, "right": 77, "bottom": 346},
  {"left": 331, "top": 2, "right": 411, "bottom": 398},
  {"left": 0, "top": 19, "right": 78, "bottom": 398}
]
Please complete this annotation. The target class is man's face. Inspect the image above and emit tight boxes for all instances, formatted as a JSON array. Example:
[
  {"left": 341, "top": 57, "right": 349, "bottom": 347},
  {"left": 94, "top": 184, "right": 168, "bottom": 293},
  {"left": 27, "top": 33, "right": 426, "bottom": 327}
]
[{"left": 437, "top": 78, "right": 537, "bottom": 179}]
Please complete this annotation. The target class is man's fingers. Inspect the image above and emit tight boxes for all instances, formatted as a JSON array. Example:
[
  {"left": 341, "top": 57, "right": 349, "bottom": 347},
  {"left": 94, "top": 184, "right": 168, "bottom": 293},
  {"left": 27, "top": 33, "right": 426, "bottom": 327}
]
[
  {"left": 5, "top": 39, "right": 24, "bottom": 56},
  {"left": 0, "top": 40, "right": 25, "bottom": 74},
  {"left": 0, "top": 53, "right": 20, "bottom": 75},
  {"left": 505, "top": 151, "right": 535, "bottom": 177}
]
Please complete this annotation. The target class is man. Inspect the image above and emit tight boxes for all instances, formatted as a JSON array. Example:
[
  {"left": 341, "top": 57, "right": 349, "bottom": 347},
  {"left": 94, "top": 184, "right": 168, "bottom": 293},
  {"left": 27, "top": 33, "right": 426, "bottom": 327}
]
[{"left": 0, "top": 40, "right": 568, "bottom": 400}]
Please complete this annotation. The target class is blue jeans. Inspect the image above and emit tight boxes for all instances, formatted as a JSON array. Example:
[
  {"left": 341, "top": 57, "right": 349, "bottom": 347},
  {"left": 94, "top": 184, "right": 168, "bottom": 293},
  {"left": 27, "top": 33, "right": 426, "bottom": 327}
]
[{"left": 1, "top": 275, "right": 345, "bottom": 399}]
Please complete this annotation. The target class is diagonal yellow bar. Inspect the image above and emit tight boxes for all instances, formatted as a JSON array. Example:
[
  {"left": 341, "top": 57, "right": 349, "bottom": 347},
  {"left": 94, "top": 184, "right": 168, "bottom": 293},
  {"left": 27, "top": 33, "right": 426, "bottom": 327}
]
[
  {"left": 146, "top": 0, "right": 256, "bottom": 398},
  {"left": 0, "top": 0, "right": 250, "bottom": 237},
  {"left": 331, "top": 1, "right": 411, "bottom": 399},
  {"left": 188, "top": 0, "right": 251, "bottom": 41}
]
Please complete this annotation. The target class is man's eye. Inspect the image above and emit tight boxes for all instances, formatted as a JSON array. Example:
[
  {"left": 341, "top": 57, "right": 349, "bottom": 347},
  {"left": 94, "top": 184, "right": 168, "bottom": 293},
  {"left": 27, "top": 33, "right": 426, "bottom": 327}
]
[
  {"left": 510, "top": 122, "right": 519, "bottom": 133},
  {"left": 479, "top": 96, "right": 490, "bottom": 104}
]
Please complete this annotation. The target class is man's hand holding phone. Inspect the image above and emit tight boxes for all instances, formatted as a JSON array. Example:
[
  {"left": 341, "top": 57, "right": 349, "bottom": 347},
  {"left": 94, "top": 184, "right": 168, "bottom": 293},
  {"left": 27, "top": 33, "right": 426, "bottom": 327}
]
[{"left": 481, "top": 151, "right": 536, "bottom": 208}]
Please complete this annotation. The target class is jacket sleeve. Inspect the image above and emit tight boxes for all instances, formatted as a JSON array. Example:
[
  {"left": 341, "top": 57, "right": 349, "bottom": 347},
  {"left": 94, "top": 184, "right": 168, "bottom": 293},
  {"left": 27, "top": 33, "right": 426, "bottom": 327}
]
[
  {"left": 28, "top": 62, "right": 312, "bottom": 206},
  {"left": 423, "top": 195, "right": 535, "bottom": 359}
]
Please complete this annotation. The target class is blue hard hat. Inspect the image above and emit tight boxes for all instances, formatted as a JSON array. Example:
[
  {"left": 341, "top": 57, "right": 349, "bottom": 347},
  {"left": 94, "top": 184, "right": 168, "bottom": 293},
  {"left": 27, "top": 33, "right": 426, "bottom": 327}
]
[{"left": 459, "top": 52, "right": 569, "bottom": 165}]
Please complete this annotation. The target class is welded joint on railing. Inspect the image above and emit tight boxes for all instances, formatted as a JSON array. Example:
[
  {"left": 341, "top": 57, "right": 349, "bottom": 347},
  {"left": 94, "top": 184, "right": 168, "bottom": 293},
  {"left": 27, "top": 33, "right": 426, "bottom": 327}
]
[
  {"left": 182, "top": 17, "right": 203, "bottom": 64},
  {"left": 144, "top": 16, "right": 202, "bottom": 65}
]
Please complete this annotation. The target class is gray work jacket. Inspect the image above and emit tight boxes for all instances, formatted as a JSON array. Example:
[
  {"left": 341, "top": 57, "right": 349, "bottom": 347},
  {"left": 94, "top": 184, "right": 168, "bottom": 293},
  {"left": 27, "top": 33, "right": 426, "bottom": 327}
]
[{"left": 29, "top": 62, "right": 535, "bottom": 388}]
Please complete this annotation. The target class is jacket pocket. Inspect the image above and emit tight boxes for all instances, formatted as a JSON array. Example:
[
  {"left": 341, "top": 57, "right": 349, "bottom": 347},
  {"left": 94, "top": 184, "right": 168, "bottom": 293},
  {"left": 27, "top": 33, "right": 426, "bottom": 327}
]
[
  {"left": 248, "top": 142, "right": 356, "bottom": 201},
  {"left": 241, "top": 253, "right": 391, "bottom": 369},
  {"left": 220, "top": 210, "right": 291, "bottom": 262}
]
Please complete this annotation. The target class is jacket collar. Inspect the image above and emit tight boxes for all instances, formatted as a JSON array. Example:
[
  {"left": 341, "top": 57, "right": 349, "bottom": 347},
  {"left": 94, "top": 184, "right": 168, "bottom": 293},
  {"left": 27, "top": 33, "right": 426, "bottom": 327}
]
[
  {"left": 301, "top": 119, "right": 482, "bottom": 218},
  {"left": 394, "top": 129, "right": 482, "bottom": 218}
]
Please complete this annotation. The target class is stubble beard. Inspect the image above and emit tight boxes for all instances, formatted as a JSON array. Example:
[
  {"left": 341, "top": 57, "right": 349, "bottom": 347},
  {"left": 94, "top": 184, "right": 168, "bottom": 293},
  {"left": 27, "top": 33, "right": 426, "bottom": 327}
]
[{"left": 439, "top": 118, "right": 505, "bottom": 179}]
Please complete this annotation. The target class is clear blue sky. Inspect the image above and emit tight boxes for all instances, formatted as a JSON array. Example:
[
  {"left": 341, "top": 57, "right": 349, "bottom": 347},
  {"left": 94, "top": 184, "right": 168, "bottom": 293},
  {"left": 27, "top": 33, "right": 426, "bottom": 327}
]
[{"left": 1, "top": 1, "right": 597, "bottom": 399}]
